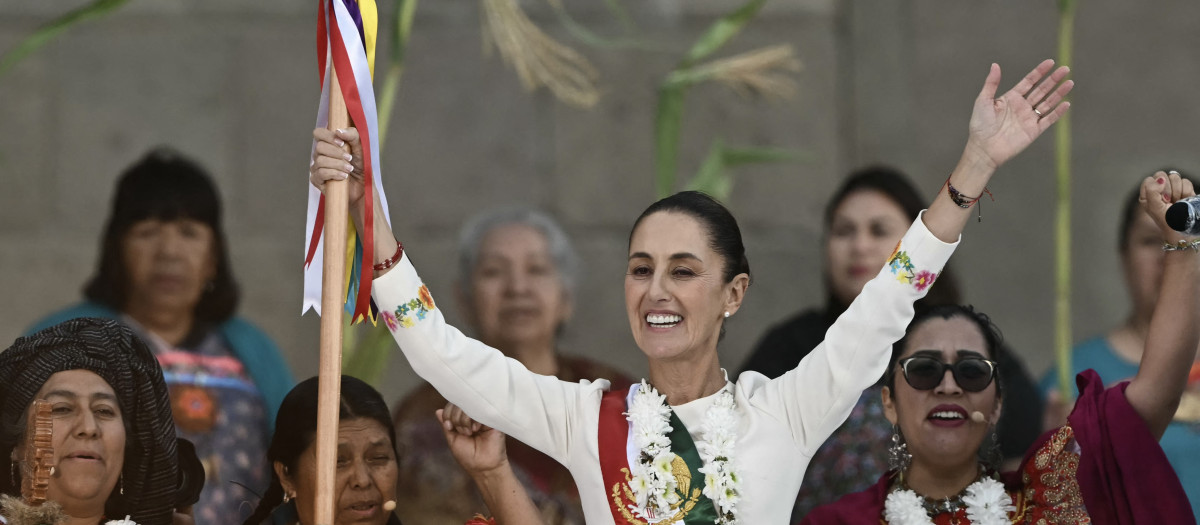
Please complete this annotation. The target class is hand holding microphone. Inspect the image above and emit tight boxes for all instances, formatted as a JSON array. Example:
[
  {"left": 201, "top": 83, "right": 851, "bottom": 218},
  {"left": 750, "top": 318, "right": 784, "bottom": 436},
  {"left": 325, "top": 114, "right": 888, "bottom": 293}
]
[{"left": 1142, "top": 170, "right": 1198, "bottom": 244}]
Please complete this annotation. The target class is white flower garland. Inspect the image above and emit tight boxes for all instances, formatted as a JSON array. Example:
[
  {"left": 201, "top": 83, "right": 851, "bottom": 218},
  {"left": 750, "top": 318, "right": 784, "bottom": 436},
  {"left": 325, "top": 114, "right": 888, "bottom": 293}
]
[
  {"left": 625, "top": 380, "right": 741, "bottom": 525},
  {"left": 105, "top": 516, "right": 139, "bottom": 525},
  {"left": 884, "top": 477, "right": 1014, "bottom": 525},
  {"left": 696, "top": 390, "right": 740, "bottom": 524}
]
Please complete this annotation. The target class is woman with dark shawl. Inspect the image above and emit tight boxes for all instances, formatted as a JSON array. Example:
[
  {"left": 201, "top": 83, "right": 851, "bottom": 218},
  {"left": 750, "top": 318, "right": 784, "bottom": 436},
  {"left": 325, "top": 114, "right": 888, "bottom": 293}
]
[
  {"left": 801, "top": 174, "right": 1197, "bottom": 524},
  {"left": 0, "top": 317, "right": 183, "bottom": 525}
]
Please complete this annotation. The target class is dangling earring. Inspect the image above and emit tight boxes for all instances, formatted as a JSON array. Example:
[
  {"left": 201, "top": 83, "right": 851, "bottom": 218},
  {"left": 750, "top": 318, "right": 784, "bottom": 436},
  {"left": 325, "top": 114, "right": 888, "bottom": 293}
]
[
  {"left": 983, "top": 427, "right": 1003, "bottom": 470},
  {"left": 887, "top": 425, "right": 912, "bottom": 473},
  {"left": 9, "top": 460, "right": 15, "bottom": 487},
  {"left": 119, "top": 474, "right": 124, "bottom": 495}
]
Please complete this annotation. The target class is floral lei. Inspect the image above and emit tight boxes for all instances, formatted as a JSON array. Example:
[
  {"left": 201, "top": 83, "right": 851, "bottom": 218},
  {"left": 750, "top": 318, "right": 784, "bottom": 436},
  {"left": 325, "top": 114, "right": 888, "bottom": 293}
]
[
  {"left": 883, "top": 476, "right": 1014, "bottom": 525},
  {"left": 625, "top": 380, "right": 741, "bottom": 524}
]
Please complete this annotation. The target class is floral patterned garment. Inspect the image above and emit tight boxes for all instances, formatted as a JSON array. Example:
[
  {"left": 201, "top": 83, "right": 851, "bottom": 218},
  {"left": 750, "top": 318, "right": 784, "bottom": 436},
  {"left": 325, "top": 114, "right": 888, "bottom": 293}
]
[{"left": 126, "top": 320, "right": 270, "bottom": 525}]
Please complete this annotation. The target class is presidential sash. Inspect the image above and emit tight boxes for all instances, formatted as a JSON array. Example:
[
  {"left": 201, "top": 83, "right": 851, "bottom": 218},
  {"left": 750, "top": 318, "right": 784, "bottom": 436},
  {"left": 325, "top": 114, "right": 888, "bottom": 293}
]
[{"left": 598, "top": 386, "right": 719, "bottom": 525}]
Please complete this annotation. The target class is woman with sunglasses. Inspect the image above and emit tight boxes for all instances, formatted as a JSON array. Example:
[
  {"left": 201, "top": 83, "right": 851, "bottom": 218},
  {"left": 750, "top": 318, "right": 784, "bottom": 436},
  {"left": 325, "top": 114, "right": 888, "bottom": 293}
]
[{"left": 801, "top": 173, "right": 1198, "bottom": 523}]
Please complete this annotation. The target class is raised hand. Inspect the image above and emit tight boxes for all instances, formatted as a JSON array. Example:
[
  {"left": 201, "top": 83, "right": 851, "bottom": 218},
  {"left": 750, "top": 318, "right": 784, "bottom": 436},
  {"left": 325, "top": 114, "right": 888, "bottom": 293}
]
[
  {"left": 964, "top": 60, "right": 1073, "bottom": 171},
  {"left": 438, "top": 404, "right": 510, "bottom": 476},
  {"left": 1140, "top": 170, "right": 1197, "bottom": 242}
]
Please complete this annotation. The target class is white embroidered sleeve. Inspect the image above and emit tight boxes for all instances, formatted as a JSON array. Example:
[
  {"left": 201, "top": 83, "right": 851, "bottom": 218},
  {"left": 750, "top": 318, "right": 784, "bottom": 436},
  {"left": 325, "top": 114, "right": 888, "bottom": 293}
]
[
  {"left": 755, "top": 211, "right": 959, "bottom": 455},
  {"left": 372, "top": 254, "right": 607, "bottom": 465}
]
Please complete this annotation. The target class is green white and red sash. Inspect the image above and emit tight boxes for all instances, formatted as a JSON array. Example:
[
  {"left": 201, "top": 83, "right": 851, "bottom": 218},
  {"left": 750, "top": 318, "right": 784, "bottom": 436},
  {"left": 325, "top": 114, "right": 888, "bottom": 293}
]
[{"left": 599, "top": 386, "right": 719, "bottom": 525}]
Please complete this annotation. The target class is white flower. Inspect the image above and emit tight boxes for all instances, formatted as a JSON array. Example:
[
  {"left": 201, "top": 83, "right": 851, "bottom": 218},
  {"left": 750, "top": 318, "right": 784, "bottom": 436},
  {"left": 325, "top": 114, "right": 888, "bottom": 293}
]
[
  {"left": 884, "top": 490, "right": 934, "bottom": 525},
  {"left": 963, "top": 478, "right": 1015, "bottom": 525},
  {"left": 105, "top": 517, "right": 139, "bottom": 525},
  {"left": 625, "top": 380, "right": 742, "bottom": 525}
]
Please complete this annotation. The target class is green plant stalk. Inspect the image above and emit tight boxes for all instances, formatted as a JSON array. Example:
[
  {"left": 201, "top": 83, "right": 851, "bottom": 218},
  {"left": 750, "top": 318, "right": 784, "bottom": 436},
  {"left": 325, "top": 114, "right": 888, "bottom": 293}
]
[
  {"left": 1055, "top": 0, "right": 1076, "bottom": 402},
  {"left": 344, "top": 0, "right": 417, "bottom": 385},
  {"left": 654, "top": 0, "right": 769, "bottom": 199},
  {"left": 681, "top": 0, "right": 767, "bottom": 66},
  {"left": 0, "top": 0, "right": 131, "bottom": 77},
  {"left": 684, "top": 139, "right": 804, "bottom": 202}
]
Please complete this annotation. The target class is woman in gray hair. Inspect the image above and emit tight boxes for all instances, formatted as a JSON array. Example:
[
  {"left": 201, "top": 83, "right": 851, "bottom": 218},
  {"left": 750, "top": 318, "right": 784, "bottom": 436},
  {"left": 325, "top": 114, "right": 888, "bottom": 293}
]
[{"left": 391, "top": 208, "right": 633, "bottom": 525}]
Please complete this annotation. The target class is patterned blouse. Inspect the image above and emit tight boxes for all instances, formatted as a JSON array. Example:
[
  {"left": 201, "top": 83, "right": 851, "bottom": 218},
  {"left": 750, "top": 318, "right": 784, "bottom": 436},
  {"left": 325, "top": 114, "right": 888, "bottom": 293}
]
[{"left": 126, "top": 319, "right": 270, "bottom": 525}]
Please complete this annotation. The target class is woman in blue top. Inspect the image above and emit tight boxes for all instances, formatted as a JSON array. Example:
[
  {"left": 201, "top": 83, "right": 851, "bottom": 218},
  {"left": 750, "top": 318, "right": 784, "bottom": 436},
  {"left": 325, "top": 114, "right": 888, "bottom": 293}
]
[
  {"left": 1041, "top": 170, "right": 1200, "bottom": 520},
  {"left": 28, "top": 149, "right": 295, "bottom": 524}
]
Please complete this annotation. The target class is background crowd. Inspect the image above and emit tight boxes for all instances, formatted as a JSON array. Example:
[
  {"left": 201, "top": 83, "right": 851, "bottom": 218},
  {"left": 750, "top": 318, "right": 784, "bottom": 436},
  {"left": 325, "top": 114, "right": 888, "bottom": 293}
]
[{"left": 1, "top": 1, "right": 1199, "bottom": 524}]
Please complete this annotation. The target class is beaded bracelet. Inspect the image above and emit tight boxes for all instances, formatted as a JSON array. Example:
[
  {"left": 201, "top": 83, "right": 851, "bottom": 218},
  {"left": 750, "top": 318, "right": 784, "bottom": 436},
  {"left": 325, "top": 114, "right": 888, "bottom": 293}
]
[
  {"left": 1162, "top": 239, "right": 1200, "bottom": 252},
  {"left": 373, "top": 241, "right": 405, "bottom": 271},
  {"left": 944, "top": 175, "right": 994, "bottom": 222}
]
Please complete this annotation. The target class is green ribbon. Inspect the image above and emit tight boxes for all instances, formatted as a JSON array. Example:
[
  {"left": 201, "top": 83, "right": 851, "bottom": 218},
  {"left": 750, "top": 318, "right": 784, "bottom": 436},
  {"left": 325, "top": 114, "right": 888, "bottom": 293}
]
[{"left": 666, "top": 410, "right": 720, "bottom": 524}]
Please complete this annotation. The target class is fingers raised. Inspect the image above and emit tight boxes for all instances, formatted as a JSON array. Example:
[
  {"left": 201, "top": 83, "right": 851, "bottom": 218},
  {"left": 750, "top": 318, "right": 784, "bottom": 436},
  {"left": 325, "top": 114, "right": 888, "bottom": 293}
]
[
  {"left": 1025, "top": 65, "right": 1071, "bottom": 109},
  {"left": 976, "top": 63, "right": 1003, "bottom": 104},
  {"left": 1011, "top": 59, "right": 1056, "bottom": 98}
]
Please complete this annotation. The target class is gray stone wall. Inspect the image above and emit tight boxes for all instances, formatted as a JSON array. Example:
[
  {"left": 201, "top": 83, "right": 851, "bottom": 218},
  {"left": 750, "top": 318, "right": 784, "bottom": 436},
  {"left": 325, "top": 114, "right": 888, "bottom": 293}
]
[{"left": 1, "top": 0, "right": 1197, "bottom": 406}]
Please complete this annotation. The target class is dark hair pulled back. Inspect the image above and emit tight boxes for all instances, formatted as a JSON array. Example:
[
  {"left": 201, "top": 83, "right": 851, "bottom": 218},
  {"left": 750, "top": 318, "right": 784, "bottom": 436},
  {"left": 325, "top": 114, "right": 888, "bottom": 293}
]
[
  {"left": 241, "top": 376, "right": 401, "bottom": 525},
  {"left": 629, "top": 191, "right": 751, "bottom": 284}
]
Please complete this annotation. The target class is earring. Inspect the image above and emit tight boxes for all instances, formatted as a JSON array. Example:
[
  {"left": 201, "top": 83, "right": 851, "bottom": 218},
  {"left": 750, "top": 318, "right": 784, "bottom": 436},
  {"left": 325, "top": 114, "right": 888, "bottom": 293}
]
[
  {"left": 9, "top": 460, "right": 15, "bottom": 487},
  {"left": 723, "top": 311, "right": 730, "bottom": 318},
  {"left": 119, "top": 474, "right": 124, "bottom": 495},
  {"left": 982, "top": 427, "right": 1003, "bottom": 470},
  {"left": 887, "top": 425, "right": 912, "bottom": 473},
  {"left": 282, "top": 491, "right": 292, "bottom": 504}
]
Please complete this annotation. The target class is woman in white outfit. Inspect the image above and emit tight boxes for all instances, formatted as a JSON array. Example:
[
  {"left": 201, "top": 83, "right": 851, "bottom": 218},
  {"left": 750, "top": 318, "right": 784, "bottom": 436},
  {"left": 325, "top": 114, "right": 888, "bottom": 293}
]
[{"left": 308, "top": 60, "right": 1072, "bottom": 525}]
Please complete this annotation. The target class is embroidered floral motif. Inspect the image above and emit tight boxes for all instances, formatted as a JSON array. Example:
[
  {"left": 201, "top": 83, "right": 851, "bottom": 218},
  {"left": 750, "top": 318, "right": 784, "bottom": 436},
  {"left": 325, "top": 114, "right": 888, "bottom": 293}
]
[
  {"left": 887, "top": 245, "right": 938, "bottom": 292},
  {"left": 913, "top": 270, "right": 937, "bottom": 292},
  {"left": 382, "top": 311, "right": 399, "bottom": 331},
  {"left": 386, "top": 284, "right": 436, "bottom": 329}
]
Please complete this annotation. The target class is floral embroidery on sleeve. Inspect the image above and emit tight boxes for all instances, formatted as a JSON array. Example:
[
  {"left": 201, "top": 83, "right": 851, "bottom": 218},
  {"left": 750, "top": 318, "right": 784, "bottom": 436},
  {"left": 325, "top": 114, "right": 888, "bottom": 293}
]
[
  {"left": 887, "top": 243, "right": 938, "bottom": 291},
  {"left": 383, "top": 284, "right": 436, "bottom": 329}
]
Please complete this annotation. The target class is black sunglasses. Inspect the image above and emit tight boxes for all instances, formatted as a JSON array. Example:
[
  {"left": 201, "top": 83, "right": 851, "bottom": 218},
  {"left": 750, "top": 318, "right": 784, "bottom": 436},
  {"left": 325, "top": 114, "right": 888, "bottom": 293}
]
[{"left": 897, "top": 356, "right": 997, "bottom": 393}]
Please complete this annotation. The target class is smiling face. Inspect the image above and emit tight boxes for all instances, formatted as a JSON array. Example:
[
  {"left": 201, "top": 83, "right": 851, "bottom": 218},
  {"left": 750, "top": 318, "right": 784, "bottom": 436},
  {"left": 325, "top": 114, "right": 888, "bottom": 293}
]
[
  {"left": 122, "top": 218, "right": 217, "bottom": 316},
  {"left": 825, "top": 190, "right": 911, "bottom": 307},
  {"left": 463, "top": 223, "right": 571, "bottom": 355},
  {"left": 625, "top": 212, "right": 748, "bottom": 363},
  {"left": 282, "top": 418, "right": 399, "bottom": 525},
  {"left": 17, "top": 370, "right": 126, "bottom": 517},
  {"left": 882, "top": 316, "right": 1000, "bottom": 470}
]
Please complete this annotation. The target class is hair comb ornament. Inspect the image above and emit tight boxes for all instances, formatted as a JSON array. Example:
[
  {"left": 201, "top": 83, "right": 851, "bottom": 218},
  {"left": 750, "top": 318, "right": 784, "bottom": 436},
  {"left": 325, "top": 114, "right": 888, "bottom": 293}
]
[{"left": 0, "top": 400, "right": 68, "bottom": 525}]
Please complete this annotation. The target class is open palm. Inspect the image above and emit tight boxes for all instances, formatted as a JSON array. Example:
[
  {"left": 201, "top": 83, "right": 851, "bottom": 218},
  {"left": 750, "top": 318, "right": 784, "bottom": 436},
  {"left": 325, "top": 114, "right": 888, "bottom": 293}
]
[{"left": 965, "top": 60, "right": 1073, "bottom": 170}]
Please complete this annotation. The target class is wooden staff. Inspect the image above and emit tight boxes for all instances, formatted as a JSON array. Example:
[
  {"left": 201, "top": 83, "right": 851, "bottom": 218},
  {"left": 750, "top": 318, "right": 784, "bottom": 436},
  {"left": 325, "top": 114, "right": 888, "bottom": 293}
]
[{"left": 315, "top": 64, "right": 351, "bottom": 525}]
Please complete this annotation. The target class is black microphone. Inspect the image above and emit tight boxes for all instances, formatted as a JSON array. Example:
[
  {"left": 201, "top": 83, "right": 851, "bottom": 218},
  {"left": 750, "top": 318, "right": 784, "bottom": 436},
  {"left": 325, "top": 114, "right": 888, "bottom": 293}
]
[{"left": 1166, "top": 196, "right": 1200, "bottom": 235}]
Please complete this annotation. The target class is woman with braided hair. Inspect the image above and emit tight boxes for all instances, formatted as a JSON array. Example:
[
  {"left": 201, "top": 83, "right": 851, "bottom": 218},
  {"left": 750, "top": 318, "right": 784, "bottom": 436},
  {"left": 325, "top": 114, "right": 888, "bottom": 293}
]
[{"left": 0, "top": 317, "right": 188, "bottom": 525}]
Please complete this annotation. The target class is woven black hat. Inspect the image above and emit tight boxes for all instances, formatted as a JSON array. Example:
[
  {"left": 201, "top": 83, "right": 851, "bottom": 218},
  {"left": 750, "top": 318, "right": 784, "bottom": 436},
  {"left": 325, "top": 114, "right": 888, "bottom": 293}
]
[{"left": 0, "top": 317, "right": 179, "bottom": 525}]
